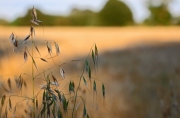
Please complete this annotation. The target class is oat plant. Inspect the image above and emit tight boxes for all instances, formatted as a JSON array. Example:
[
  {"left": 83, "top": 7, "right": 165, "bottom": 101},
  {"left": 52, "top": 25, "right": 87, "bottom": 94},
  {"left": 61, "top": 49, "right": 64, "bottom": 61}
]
[{"left": 0, "top": 6, "right": 105, "bottom": 118}]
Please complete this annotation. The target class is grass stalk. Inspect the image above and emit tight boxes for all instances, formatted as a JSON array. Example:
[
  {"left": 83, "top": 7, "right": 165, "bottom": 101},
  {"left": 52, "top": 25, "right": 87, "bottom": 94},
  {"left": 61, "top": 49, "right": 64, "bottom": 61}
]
[
  {"left": 72, "top": 64, "right": 86, "bottom": 118},
  {"left": 32, "top": 37, "right": 36, "bottom": 118}
]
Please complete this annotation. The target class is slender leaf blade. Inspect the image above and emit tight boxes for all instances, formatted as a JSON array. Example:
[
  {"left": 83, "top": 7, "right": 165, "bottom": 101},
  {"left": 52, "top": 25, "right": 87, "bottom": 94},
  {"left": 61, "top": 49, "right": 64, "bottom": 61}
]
[
  {"left": 32, "top": 58, "right": 38, "bottom": 71},
  {"left": 9, "top": 33, "right": 15, "bottom": 43},
  {"left": 83, "top": 77, "right": 88, "bottom": 87},
  {"left": 34, "top": 43, "right": 41, "bottom": 56},
  {"left": 47, "top": 42, "right": 52, "bottom": 54},
  {"left": 30, "top": 26, "right": 35, "bottom": 38},
  {"left": 88, "top": 66, "right": 91, "bottom": 79},
  {"left": 102, "top": 83, "right": 105, "bottom": 98},
  {"left": 92, "top": 50, "right": 95, "bottom": 66},
  {"left": 24, "top": 50, "right": 28, "bottom": 62},
  {"left": 1, "top": 95, "right": 6, "bottom": 106},
  {"left": 23, "top": 34, "right": 30, "bottom": 44},
  {"left": 40, "top": 58, "right": 48, "bottom": 62},
  {"left": 7, "top": 78, "right": 11, "bottom": 90},
  {"left": 54, "top": 42, "right": 60, "bottom": 56},
  {"left": 9, "top": 98, "right": 12, "bottom": 111},
  {"left": 95, "top": 44, "right": 98, "bottom": 69},
  {"left": 93, "top": 80, "right": 96, "bottom": 92},
  {"left": 83, "top": 105, "right": 87, "bottom": 117}
]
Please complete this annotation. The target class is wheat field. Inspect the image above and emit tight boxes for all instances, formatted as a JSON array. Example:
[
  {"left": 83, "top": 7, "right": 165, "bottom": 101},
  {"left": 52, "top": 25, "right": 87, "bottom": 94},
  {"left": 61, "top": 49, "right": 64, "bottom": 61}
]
[{"left": 1, "top": 26, "right": 180, "bottom": 118}]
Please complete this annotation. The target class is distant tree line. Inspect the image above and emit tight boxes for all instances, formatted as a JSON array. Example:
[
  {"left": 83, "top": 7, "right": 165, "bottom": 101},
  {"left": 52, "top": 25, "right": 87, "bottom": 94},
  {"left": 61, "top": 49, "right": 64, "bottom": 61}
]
[{"left": 0, "top": 0, "right": 180, "bottom": 26}]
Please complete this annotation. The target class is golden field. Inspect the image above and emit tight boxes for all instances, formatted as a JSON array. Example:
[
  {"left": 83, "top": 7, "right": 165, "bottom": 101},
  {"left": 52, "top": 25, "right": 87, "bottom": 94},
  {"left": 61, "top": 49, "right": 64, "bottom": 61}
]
[{"left": 1, "top": 27, "right": 180, "bottom": 118}]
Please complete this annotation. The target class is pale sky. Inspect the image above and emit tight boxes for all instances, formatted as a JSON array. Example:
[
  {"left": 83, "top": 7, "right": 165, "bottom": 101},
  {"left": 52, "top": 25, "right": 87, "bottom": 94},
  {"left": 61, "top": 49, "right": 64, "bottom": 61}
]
[{"left": 0, "top": 0, "right": 180, "bottom": 23}]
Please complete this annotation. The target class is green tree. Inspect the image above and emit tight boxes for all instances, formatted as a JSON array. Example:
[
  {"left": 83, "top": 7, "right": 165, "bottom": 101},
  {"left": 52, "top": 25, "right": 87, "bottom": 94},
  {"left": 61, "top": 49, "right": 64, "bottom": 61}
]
[
  {"left": 97, "top": 0, "right": 134, "bottom": 26},
  {"left": 69, "top": 9, "right": 97, "bottom": 26},
  {"left": 0, "top": 19, "right": 9, "bottom": 26},
  {"left": 145, "top": 4, "right": 172, "bottom": 25}
]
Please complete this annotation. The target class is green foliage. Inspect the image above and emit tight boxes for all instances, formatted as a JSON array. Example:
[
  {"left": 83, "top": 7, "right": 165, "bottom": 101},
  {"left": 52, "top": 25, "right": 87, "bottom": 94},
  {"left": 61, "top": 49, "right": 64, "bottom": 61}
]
[
  {"left": 68, "top": 9, "right": 97, "bottom": 26},
  {"left": 98, "top": 0, "right": 134, "bottom": 26},
  {"left": 10, "top": 9, "right": 97, "bottom": 26},
  {"left": 0, "top": 19, "right": 9, "bottom": 25},
  {"left": 144, "top": 4, "right": 172, "bottom": 25},
  {"left": 69, "top": 81, "right": 75, "bottom": 93},
  {"left": 7, "top": 1, "right": 134, "bottom": 26},
  {"left": 1, "top": 95, "right": 6, "bottom": 106}
]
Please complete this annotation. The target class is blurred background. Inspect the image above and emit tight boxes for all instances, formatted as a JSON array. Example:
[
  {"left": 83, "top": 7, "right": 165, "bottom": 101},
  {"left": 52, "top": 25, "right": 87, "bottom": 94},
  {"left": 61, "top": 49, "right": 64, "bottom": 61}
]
[
  {"left": 1, "top": 0, "right": 180, "bottom": 118},
  {"left": 1, "top": 0, "right": 180, "bottom": 26}
]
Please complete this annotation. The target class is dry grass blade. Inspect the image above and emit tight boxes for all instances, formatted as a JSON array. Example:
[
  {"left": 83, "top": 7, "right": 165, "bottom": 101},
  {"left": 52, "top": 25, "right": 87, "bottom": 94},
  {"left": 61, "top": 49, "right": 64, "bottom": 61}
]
[
  {"left": 9, "top": 33, "right": 15, "bottom": 43},
  {"left": 30, "top": 26, "right": 35, "bottom": 38},
  {"left": 92, "top": 50, "right": 95, "bottom": 66},
  {"left": 31, "top": 6, "right": 42, "bottom": 26},
  {"left": 15, "top": 75, "right": 24, "bottom": 89},
  {"left": 30, "top": 20, "right": 39, "bottom": 25},
  {"left": 88, "top": 66, "right": 91, "bottom": 79},
  {"left": 39, "top": 84, "right": 47, "bottom": 89},
  {"left": 54, "top": 42, "right": 60, "bottom": 55},
  {"left": 36, "top": 19, "right": 42, "bottom": 23},
  {"left": 93, "top": 80, "right": 96, "bottom": 92},
  {"left": 24, "top": 50, "right": 28, "bottom": 62},
  {"left": 23, "top": 35, "right": 30, "bottom": 44},
  {"left": 60, "top": 68, "right": 65, "bottom": 79},
  {"left": 47, "top": 42, "right": 52, "bottom": 54},
  {"left": 87, "top": 113, "right": 89, "bottom": 118},
  {"left": 52, "top": 73, "right": 58, "bottom": 83},
  {"left": 40, "top": 58, "right": 48, "bottom": 62},
  {"left": 85, "top": 60, "right": 89, "bottom": 73},
  {"left": 83, "top": 105, "right": 87, "bottom": 117},
  {"left": 14, "top": 106, "right": 16, "bottom": 114},
  {"left": 34, "top": 44, "right": 41, "bottom": 56},
  {"left": 102, "top": 83, "right": 105, "bottom": 98},
  {"left": 32, "top": 6, "right": 37, "bottom": 20},
  {"left": 95, "top": 44, "right": 98, "bottom": 70},
  {"left": 83, "top": 77, "right": 88, "bottom": 87},
  {"left": 32, "top": 58, "right": 38, "bottom": 71},
  {"left": 1, "top": 95, "right": 6, "bottom": 106},
  {"left": 7, "top": 78, "right": 11, "bottom": 90},
  {"left": 36, "top": 99, "right": 38, "bottom": 110},
  {"left": 50, "top": 82, "right": 59, "bottom": 86},
  {"left": 13, "top": 38, "right": 18, "bottom": 48},
  {"left": 24, "top": 81, "right": 27, "bottom": 88},
  {"left": 76, "top": 102, "right": 81, "bottom": 110},
  {"left": 9, "top": 98, "right": 12, "bottom": 111}
]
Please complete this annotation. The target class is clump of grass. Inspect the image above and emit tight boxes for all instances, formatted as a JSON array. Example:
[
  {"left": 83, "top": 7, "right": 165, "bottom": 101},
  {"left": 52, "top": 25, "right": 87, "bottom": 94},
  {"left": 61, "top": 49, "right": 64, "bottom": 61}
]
[{"left": 0, "top": 6, "right": 105, "bottom": 118}]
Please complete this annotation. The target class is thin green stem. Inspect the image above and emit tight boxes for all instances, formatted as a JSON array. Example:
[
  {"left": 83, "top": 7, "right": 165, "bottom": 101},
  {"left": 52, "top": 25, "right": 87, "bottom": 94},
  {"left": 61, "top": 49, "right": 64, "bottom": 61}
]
[
  {"left": 72, "top": 44, "right": 95, "bottom": 118},
  {"left": 32, "top": 34, "right": 36, "bottom": 118},
  {"left": 72, "top": 69, "right": 84, "bottom": 118}
]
